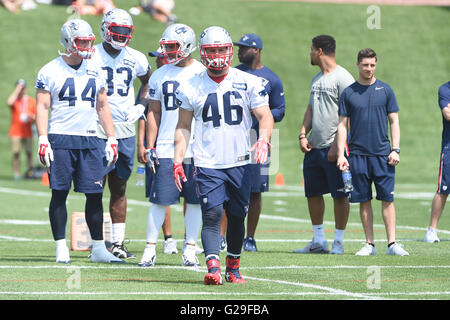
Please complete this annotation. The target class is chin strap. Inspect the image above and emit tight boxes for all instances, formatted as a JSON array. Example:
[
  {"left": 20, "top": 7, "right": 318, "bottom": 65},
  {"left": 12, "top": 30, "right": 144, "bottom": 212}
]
[{"left": 58, "top": 50, "right": 72, "bottom": 57}]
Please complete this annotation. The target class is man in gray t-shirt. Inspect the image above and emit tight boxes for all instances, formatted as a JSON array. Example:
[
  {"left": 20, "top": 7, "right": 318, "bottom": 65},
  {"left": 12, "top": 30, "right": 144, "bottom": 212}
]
[{"left": 295, "top": 35, "right": 354, "bottom": 255}]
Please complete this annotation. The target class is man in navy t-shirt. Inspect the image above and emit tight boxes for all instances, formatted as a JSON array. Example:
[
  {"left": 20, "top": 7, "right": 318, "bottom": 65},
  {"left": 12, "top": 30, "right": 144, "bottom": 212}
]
[
  {"left": 424, "top": 81, "right": 450, "bottom": 243},
  {"left": 226, "top": 33, "right": 286, "bottom": 252},
  {"left": 336, "top": 48, "right": 409, "bottom": 256}
]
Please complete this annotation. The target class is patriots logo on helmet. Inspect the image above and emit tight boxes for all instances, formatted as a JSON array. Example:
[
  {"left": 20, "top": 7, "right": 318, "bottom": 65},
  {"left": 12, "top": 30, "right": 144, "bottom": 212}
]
[
  {"left": 175, "top": 26, "right": 188, "bottom": 34},
  {"left": 69, "top": 21, "right": 79, "bottom": 31},
  {"left": 36, "top": 79, "right": 45, "bottom": 89}
]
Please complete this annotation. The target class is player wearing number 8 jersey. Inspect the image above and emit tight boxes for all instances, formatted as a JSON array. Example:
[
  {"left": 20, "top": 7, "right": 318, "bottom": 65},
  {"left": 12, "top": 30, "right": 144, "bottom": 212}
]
[
  {"left": 35, "top": 19, "right": 122, "bottom": 264},
  {"left": 174, "top": 26, "right": 274, "bottom": 285},
  {"left": 138, "top": 24, "right": 205, "bottom": 269},
  {"left": 91, "top": 8, "right": 152, "bottom": 260}
]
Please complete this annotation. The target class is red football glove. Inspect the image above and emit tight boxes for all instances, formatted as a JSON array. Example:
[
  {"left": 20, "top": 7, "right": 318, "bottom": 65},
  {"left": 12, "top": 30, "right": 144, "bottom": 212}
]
[
  {"left": 250, "top": 138, "right": 270, "bottom": 164},
  {"left": 173, "top": 162, "right": 187, "bottom": 192}
]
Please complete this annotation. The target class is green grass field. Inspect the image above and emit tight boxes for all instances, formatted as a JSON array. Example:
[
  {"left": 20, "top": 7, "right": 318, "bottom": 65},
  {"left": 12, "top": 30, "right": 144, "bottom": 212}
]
[{"left": 0, "top": 0, "right": 449, "bottom": 303}]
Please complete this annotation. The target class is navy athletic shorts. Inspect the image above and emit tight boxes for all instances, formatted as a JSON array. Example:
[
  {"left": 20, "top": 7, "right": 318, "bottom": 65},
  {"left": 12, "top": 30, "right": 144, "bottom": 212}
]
[
  {"left": 149, "top": 158, "right": 199, "bottom": 205},
  {"left": 194, "top": 165, "right": 251, "bottom": 218},
  {"left": 348, "top": 154, "right": 395, "bottom": 203}
]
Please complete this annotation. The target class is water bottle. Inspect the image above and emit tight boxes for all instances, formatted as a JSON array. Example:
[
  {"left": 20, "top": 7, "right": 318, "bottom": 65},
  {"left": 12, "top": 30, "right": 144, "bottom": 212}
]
[
  {"left": 342, "top": 168, "right": 353, "bottom": 193},
  {"left": 136, "top": 164, "right": 145, "bottom": 186}
]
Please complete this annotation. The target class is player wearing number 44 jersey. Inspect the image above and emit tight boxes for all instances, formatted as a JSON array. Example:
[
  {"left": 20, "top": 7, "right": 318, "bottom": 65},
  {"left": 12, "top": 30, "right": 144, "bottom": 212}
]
[
  {"left": 174, "top": 26, "right": 274, "bottom": 285},
  {"left": 139, "top": 23, "right": 205, "bottom": 268},
  {"left": 35, "top": 19, "right": 122, "bottom": 264},
  {"left": 91, "top": 8, "right": 152, "bottom": 260}
]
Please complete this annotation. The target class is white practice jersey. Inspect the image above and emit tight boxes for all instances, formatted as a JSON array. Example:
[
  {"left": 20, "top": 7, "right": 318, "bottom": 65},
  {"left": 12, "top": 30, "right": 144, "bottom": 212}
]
[
  {"left": 176, "top": 67, "right": 269, "bottom": 169},
  {"left": 35, "top": 56, "right": 107, "bottom": 136},
  {"left": 148, "top": 59, "right": 205, "bottom": 158},
  {"left": 92, "top": 44, "right": 150, "bottom": 122}
]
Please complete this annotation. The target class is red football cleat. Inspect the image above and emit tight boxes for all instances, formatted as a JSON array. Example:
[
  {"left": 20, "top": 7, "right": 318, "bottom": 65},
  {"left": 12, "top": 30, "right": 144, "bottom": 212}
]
[
  {"left": 225, "top": 256, "right": 246, "bottom": 283},
  {"left": 204, "top": 258, "right": 223, "bottom": 285}
]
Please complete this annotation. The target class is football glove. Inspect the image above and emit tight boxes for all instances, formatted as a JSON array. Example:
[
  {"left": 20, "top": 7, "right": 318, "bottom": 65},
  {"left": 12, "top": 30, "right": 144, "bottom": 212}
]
[
  {"left": 145, "top": 148, "right": 160, "bottom": 174},
  {"left": 250, "top": 138, "right": 270, "bottom": 164},
  {"left": 105, "top": 137, "right": 118, "bottom": 167},
  {"left": 37, "top": 135, "right": 54, "bottom": 167},
  {"left": 173, "top": 162, "right": 187, "bottom": 192},
  {"left": 126, "top": 104, "right": 146, "bottom": 123}
]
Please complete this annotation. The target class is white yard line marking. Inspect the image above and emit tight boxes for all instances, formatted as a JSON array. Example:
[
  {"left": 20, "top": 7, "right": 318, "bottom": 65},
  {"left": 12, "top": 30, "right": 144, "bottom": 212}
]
[{"left": 2, "top": 265, "right": 449, "bottom": 270}]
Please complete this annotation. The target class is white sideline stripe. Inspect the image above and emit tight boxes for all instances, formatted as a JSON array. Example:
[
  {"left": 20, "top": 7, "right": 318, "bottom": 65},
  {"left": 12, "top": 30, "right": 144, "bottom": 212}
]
[
  {"left": 1, "top": 265, "right": 450, "bottom": 270},
  {"left": 0, "top": 291, "right": 448, "bottom": 297},
  {"left": 1, "top": 236, "right": 447, "bottom": 242}
]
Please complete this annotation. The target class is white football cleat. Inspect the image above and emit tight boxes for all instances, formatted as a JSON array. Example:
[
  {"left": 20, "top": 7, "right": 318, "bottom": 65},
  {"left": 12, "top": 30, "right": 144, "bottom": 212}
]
[
  {"left": 329, "top": 240, "right": 344, "bottom": 255},
  {"left": 90, "top": 243, "right": 125, "bottom": 263},
  {"left": 424, "top": 227, "right": 440, "bottom": 243},
  {"left": 182, "top": 244, "right": 200, "bottom": 267},
  {"left": 355, "top": 243, "right": 377, "bottom": 256},
  {"left": 138, "top": 245, "right": 156, "bottom": 267},
  {"left": 164, "top": 238, "right": 178, "bottom": 254},
  {"left": 293, "top": 239, "right": 329, "bottom": 253},
  {"left": 386, "top": 243, "right": 409, "bottom": 256},
  {"left": 56, "top": 245, "right": 71, "bottom": 264}
]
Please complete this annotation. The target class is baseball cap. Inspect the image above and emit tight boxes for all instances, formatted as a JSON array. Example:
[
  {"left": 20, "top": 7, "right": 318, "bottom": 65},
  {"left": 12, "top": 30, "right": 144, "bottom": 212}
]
[{"left": 234, "top": 33, "right": 263, "bottom": 50}]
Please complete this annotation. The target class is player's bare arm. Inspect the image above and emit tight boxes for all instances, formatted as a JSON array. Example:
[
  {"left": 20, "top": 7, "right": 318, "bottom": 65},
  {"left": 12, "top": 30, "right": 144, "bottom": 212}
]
[
  {"left": 147, "top": 99, "right": 162, "bottom": 149},
  {"left": 252, "top": 105, "right": 274, "bottom": 143},
  {"left": 336, "top": 115, "right": 349, "bottom": 171},
  {"left": 388, "top": 111, "right": 400, "bottom": 166},
  {"left": 174, "top": 107, "right": 193, "bottom": 163},
  {"left": 96, "top": 88, "right": 115, "bottom": 138},
  {"left": 138, "top": 71, "right": 151, "bottom": 106},
  {"left": 36, "top": 89, "right": 51, "bottom": 136},
  {"left": 137, "top": 117, "right": 146, "bottom": 163},
  {"left": 299, "top": 104, "right": 312, "bottom": 152},
  {"left": 442, "top": 104, "right": 450, "bottom": 121}
]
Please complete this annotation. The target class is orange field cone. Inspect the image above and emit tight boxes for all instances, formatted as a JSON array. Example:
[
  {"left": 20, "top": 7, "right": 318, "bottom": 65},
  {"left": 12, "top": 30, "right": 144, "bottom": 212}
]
[
  {"left": 41, "top": 171, "right": 49, "bottom": 186},
  {"left": 275, "top": 173, "right": 285, "bottom": 186},
  {"left": 301, "top": 179, "right": 304, "bottom": 187}
]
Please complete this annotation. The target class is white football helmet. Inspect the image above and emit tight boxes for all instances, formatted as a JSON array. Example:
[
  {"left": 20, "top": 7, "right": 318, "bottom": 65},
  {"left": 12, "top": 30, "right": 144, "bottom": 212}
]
[
  {"left": 60, "top": 19, "right": 95, "bottom": 59},
  {"left": 101, "top": 8, "right": 134, "bottom": 50},
  {"left": 159, "top": 23, "right": 196, "bottom": 65},
  {"left": 198, "top": 26, "right": 233, "bottom": 70}
]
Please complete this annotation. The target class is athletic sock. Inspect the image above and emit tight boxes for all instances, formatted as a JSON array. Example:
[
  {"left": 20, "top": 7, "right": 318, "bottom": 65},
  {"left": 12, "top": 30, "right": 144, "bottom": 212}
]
[
  {"left": 334, "top": 229, "right": 345, "bottom": 243},
  {"left": 313, "top": 224, "right": 325, "bottom": 243},
  {"left": 112, "top": 223, "right": 125, "bottom": 244}
]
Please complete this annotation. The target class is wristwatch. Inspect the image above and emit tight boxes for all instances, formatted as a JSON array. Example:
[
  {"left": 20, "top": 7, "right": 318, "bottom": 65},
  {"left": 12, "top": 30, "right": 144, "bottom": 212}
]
[{"left": 391, "top": 148, "right": 400, "bottom": 154}]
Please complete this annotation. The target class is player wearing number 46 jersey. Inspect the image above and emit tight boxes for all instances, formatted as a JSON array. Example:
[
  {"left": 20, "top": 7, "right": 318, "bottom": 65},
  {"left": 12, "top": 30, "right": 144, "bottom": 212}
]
[
  {"left": 138, "top": 23, "right": 205, "bottom": 269},
  {"left": 174, "top": 26, "right": 274, "bottom": 285},
  {"left": 91, "top": 8, "right": 152, "bottom": 260},
  {"left": 35, "top": 19, "right": 122, "bottom": 264}
]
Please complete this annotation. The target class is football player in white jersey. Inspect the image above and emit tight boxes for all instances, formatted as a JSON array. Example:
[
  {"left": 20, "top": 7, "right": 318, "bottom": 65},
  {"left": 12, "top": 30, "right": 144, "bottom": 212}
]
[
  {"left": 35, "top": 19, "right": 122, "bottom": 264},
  {"left": 174, "top": 26, "right": 274, "bottom": 285},
  {"left": 138, "top": 23, "right": 205, "bottom": 268},
  {"left": 92, "top": 8, "right": 152, "bottom": 260}
]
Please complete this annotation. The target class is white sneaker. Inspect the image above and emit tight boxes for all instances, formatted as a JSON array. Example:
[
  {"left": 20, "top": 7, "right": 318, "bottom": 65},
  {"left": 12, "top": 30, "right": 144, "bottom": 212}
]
[
  {"left": 182, "top": 240, "right": 203, "bottom": 254},
  {"left": 355, "top": 243, "right": 377, "bottom": 256},
  {"left": 424, "top": 227, "right": 440, "bottom": 243},
  {"left": 182, "top": 244, "right": 200, "bottom": 267},
  {"left": 138, "top": 246, "right": 156, "bottom": 267},
  {"left": 293, "top": 239, "right": 329, "bottom": 253},
  {"left": 164, "top": 238, "right": 178, "bottom": 254},
  {"left": 56, "top": 245, "right": 71, "bottom": 264},
  {"left": 90, "top": 244, "right": 125, "bottom": 263},
  {"left": 386, "top": 243, "right": 409, "bottom": 256},
  {"left": 329, "top": 240, "right": 344, "bottom": 255}
]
